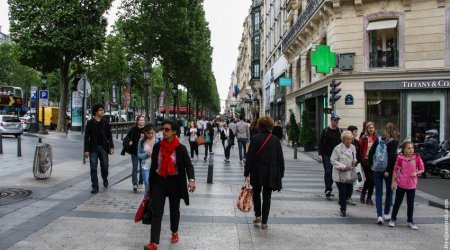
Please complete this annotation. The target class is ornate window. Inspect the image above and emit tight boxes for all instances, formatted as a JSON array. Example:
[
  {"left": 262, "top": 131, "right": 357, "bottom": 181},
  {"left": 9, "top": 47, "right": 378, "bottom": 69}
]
[{"left": 367, "top": 19, "right": 399, "bottom": 68}]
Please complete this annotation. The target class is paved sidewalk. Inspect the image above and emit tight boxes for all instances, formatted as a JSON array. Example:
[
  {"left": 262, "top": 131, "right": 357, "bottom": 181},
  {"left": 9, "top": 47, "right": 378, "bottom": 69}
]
[{"left": 0, "top": 132, "right": 448, "bottom": 249}]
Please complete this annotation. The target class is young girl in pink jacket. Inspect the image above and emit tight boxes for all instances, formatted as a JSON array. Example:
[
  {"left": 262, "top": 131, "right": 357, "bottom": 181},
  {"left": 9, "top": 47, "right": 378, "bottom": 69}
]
[{"left": 389, "top": 141, "right": 424, "bottom": 230}]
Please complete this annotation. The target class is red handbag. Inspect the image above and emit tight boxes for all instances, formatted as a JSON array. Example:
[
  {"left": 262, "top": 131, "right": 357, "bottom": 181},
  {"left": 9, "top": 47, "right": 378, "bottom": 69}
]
[{"left": 134, "top": 189, "right": 150, "bottom": 223}]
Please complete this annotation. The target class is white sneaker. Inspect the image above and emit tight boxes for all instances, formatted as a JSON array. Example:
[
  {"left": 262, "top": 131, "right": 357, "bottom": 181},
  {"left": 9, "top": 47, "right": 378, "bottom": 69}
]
[
  {"left": 388, "top": 220, "right": 395, "bottom": 227},
  {"left": 383, "top": 214, "right": 391, "bottom": 221},
  {"left": 377, "top": 216, "right": 383, "bottom": 225},
  {"left": 407, "top": 222, "right": 418, "bottom": 230}
]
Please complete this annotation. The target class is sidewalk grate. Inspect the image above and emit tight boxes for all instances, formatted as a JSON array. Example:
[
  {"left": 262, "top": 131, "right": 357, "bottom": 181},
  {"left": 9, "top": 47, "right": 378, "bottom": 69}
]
[{"left": 0, "top": 187, "right": 33, "bottom": 205}]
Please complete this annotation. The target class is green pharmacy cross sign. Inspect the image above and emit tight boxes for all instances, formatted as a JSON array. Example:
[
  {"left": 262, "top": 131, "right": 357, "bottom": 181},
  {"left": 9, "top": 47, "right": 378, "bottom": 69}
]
[{"left": 311, "top": 45, "right": 336, "bottom": 74}]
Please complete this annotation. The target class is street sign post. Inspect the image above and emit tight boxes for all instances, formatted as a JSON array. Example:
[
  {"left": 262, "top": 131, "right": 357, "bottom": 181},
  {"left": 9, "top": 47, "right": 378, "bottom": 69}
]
[{"left": 39, "top": 90, "right": 49, "bottom": 107}]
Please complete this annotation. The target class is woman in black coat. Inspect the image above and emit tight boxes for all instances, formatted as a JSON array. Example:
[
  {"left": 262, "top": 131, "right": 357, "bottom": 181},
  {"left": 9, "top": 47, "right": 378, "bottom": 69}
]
[
  {"left": 244, "top": 116, "right": 285, "bottom": 229},
  {"left": 272, "top": 120, "right": 283, "bottom": 141},
  {"left": 220, "top": 123, "right": 235, "bottom": 162},
  {"left": 146, "top": 120, "right": 195, "bottom": 250}
]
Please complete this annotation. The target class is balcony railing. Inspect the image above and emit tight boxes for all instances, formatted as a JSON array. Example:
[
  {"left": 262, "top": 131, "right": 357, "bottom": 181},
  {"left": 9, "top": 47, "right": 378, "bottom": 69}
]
[{"left": 282, "top": 0, "right": 325, "bottom": 50}]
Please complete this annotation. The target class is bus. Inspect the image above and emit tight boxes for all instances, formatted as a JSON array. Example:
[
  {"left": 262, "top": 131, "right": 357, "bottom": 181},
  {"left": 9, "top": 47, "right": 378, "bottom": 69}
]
[{"left": 0, "top": 85, "right": 24, "bottom": 116}]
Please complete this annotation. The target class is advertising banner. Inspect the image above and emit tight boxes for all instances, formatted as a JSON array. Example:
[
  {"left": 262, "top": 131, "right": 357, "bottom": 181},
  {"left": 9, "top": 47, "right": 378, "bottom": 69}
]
[{"left": 71, "top": 91, "right": 83, "bottom": 127}]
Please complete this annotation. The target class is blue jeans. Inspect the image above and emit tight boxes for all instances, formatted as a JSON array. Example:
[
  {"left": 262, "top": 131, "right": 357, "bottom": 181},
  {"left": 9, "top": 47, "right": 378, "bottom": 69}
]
[
  {"left": 89, "top": 146, "right": 109, "bottom": 189},
  {"left": 322, "top": 154, "right": 333, "bottom": 193},
  {"left": 131, "top": 154, "right": 143, "bottom": 186},
  {"left": 237, "top": 138, "right": 248, "bottom": 161},
  {"left": 142, "top": 168, "right": 150, "bottom": 197},
  {"left": 373, "top": 171, "right": 393, "bottom": 217}
]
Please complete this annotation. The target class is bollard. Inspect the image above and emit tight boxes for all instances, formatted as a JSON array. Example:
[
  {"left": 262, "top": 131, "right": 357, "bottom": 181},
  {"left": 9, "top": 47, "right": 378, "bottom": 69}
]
[
  {"left": 116, "top": 125, "right": 119, "bottom": 140},
  {"left": 121, "top": 125, "right": 124, "bottom": 140},
  {"left": 207, "top": 152, "right": 214, "bottom": 184},
  {"left": 293, "top": 141, "right": 297, "bottom": 159},
  {"left": 0, "top": 133, "right": 3, "bottom": 154},
  {"left": 17, "top": 134, "right": 22, "bottom": 157},
  {"left": 38, "top": 137, "right": 42, "bottom": 143}
]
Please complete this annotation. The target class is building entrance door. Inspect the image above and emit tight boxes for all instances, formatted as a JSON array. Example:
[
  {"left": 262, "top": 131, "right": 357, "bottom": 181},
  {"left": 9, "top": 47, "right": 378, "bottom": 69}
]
[{"left": 407, "top": 91, "right": 445, "bottom": 142}]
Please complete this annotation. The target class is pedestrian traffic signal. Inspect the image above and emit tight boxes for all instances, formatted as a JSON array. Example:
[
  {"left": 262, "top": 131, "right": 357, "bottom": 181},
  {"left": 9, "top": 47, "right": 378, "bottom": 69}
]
[{"left": 329, "top": 79, "right": 342, "bottom": 105}]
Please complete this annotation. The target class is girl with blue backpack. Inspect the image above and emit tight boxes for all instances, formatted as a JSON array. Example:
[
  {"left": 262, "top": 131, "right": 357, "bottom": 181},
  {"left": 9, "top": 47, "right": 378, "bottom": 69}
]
[
  {"left": 203, "top": 123, "right": 215, "bottom": 161},
  {"left": 368, "top": 123, "right": 399, "bottom": 225}
]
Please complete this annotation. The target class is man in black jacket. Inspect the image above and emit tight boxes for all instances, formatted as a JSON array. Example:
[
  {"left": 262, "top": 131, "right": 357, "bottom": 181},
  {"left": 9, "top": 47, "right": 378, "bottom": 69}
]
[
  {"left": 84, "top": 103, "right": 114, "bottom": 194},
  {"left": 318, "top": 114, "right": 343, "bottom": 199}
]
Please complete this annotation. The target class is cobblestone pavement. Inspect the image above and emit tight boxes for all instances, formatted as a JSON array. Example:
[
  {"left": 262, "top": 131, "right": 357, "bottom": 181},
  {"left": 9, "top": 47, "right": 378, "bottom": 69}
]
[{"left": 0, "top": 133, "right": 448, "bottom": 249}]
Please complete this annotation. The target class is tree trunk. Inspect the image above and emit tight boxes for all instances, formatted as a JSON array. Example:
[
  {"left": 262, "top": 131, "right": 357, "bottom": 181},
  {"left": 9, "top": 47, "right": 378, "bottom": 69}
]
[
  {"left": 56, "top": 63, "right": 69, "bottom": 133},
  {"left": 144, "top": 63, "right": 153, "bottom": 123}
]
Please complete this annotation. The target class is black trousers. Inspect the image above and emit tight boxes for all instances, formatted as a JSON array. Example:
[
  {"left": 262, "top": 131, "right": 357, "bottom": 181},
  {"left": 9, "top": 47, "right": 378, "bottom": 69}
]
[
  {"left": 391, "top": 187, "right": 416, "bottom": 223},
  {"left": 336, "top": 182, "right": 353, "bottom": 212},
  {"left": 189, "top": 141, "right": 198, "bottom": 158},
  {"left": 362, "top": 161, "right": 374, "bottom": 199},
  {"left": 204, "top": 142, "right": 212, "bottom": 159},
  {"left": 253, "top": 186, "right": 272, "bottom": 224},
  {"left": 223, "top": 143, "right": 232, "bottom": 159},
  {"left": 322, "top": 155, "right": 333, "bottom": 193},
  {"left": 150, "top": 174, "right": 181, "bottom": 244}
]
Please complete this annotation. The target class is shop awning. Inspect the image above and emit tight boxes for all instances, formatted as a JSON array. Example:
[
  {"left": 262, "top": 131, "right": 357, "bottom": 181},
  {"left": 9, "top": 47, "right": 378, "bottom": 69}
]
[{"left": 366, "top": 20, "right": 398, "bottom": 31}]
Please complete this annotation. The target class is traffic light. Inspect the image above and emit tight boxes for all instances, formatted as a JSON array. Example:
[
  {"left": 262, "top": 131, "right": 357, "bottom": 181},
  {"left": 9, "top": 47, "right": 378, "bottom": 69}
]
[{"left": 329, "top": 79, "right": 342, "bottom": 105}]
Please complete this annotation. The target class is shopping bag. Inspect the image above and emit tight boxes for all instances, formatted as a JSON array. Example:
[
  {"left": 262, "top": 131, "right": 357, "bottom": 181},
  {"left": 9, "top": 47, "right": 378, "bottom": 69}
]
[
  {"left": 237, "top": 178, "right": 253, "bottom": 212},
  {"left": 135, "top": 190, "right": 152, "bottom": 224},
  {"left": 134, "top": 197, "right": 148, "bottom": 223},
  {"left": 354, "top": 163, "right": 365, "bottom": 190}
]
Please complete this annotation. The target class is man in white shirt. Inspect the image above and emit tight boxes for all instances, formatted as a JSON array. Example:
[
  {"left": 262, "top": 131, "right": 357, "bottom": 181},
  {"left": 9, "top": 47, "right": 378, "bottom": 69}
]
[
  {"left": 197, "top": 118, "right": 204, "bottom": 135},
  {"left": 235, "top": 116, "right": 250, "bottom": 164}
]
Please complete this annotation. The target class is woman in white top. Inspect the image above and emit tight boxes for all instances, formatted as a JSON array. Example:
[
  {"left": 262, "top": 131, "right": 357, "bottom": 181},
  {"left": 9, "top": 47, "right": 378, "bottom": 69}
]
[
  {"left": 187, "top": 121, "right": 199, "bottom": 160},
  {"left": 138, "top": 124, "right": 158, "bottom": 196}
]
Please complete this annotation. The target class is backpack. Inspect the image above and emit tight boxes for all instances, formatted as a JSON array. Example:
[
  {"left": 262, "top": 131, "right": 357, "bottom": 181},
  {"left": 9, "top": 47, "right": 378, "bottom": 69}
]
[
  {"left": 205, "top": 132, "right": 211, "bottom": 143},
  {"left": 372, "top": 136, "right": 388, "bottom": 171},
  {"left": 122, "top": 135, "right": 132, "bottom": 155}
]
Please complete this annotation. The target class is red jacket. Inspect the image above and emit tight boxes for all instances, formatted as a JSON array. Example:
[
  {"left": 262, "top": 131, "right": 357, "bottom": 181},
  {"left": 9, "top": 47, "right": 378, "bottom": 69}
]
[{"left": 359, "top": 133, "right": 377, "bottom": 165}]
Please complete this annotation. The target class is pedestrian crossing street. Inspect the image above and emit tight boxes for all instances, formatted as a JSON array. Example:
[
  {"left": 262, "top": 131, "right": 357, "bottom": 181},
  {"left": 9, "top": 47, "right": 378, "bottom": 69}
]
[{"left": 179, "top": 136, "right": 325, "bottom": 194}]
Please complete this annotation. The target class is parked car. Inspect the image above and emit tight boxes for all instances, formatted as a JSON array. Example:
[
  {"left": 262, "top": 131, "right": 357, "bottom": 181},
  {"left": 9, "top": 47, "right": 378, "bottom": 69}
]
[
  {"left": 19, "top": 116, "right": 31, "bottom": 131},
  {"left": 0, "top": 115, "right": 24, "bottom": 137}
]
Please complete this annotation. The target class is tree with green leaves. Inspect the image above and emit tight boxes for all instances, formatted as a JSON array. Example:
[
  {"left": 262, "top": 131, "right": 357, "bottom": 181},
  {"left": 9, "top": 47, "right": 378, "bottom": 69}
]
[
  {"left": 299, "top": 111, "right": 315, "bottom": 147},
  {"left": 9, "top": 0, "right": 113, "bottom": 132}
]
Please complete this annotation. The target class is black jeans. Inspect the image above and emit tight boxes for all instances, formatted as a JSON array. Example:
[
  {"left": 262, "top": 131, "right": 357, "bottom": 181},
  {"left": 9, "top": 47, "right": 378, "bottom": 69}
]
[
  {"left": 223, "top": 142, "right": 232, "bottom": 159},
  {"left": 253, "top": 186, "right": 273, "bottom": 224},
  {"left": 150, "top": 174, "right": 181, "bottom": 244},
  {"left": 89, "top": 145, "right": 109, "bottom": 189},
  {"left": 391, "top": 187, "right": 416, "bottom": 223},
  {"left": 322, "top": 155, "right": 333, "bottom": 193},
  {"left": 189, "top": 141, "right": 198, "bottom": 158},
  {"left": 204, "top": 142, "right": 212, "bottom": 159},
  {"left": 362, "top": 161, "right": 374, "bottom": 199},
  {"left": 336, "top": 182, "right": 353, "bottom": 212}
]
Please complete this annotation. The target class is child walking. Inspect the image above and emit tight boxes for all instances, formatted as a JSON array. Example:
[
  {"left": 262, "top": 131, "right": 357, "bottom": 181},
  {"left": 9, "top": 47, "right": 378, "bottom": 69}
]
[{"left": 389, "top": 141, "right": 424, "bottom": 230}]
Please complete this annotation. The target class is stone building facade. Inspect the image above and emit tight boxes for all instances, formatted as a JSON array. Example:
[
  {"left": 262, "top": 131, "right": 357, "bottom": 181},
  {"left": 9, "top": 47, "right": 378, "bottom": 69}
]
[{"left": 282, "top": 0, "right": 450, "bottom": 145}]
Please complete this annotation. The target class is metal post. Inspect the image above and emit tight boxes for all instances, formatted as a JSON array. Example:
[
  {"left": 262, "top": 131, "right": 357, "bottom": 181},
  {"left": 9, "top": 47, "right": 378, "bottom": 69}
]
[
  {"left": 38, "top": 137, "right": 42, "bottom": 143},
  {"left": 293, "top": 141, "right": 297, "bottom": 159},
  {"left": 17, "top": 134, "right": 22, "bottom": 157},
  {"left": 0, "top": 133, "right": 3, "bottom": 154},
  {"left": 207, "top": 152, "right": 214, "bottom": 184},
  {"left": 81, "top": 77, "right": 86, "bottom": 135}
]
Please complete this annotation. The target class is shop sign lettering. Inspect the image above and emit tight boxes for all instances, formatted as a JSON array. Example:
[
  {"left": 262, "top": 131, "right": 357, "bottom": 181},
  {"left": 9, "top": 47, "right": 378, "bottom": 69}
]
[{"left": 402, "top": 80, "right": 450, "bottom": 89}]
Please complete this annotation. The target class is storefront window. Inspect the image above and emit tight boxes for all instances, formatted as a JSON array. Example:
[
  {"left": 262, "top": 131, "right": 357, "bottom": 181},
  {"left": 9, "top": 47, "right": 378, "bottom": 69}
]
[{"left": 367, "top": 91, "right": 400, "bottom": 134}]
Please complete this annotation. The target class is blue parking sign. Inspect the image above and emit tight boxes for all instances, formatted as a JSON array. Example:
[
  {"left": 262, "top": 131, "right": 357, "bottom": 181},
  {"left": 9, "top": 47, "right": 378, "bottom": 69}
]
[{"left": 39, "top": 90, "right": 49, "bottom": 99}]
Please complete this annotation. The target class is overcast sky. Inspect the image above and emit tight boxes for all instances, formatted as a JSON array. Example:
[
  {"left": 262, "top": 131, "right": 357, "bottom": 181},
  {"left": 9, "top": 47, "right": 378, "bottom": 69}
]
[{"left": 0, "top": 0, "right": 252, "bottom": 113}]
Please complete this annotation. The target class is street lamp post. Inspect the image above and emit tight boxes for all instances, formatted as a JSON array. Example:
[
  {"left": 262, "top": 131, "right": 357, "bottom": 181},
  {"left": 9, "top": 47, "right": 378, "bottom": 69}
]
[
  {"left": 38, "top": 73, "right": 48, "bottom": 134},
  {"left": 101, "top": 87, "right": 105, "bottom": 106},
  {"left": 172, "top": 84, "right": 177, "bottom": 119},
  {"left": 143, "top": 66, "right": 150, "bottom": 122}
]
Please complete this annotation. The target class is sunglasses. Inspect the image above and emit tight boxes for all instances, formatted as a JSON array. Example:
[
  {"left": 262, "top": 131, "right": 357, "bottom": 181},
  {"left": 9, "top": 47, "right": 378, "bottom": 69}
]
[
  {"left": 146, "top": 131, "right": 155, "bottom": 134},
  {"left": 162, "top": 127, "right": 173, "bottom": 132}
]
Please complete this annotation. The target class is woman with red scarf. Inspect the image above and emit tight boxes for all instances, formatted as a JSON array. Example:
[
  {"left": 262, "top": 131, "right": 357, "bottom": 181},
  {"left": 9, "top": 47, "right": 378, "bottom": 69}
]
[{"left": 145, "top": 120, "right": 196, "bottom": 250}]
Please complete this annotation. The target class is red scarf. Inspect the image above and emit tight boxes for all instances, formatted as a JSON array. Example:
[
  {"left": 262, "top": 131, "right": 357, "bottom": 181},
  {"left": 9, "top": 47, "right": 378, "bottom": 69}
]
[{"left": 159, "top": 137, "right": 180, "bottom": 177}]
